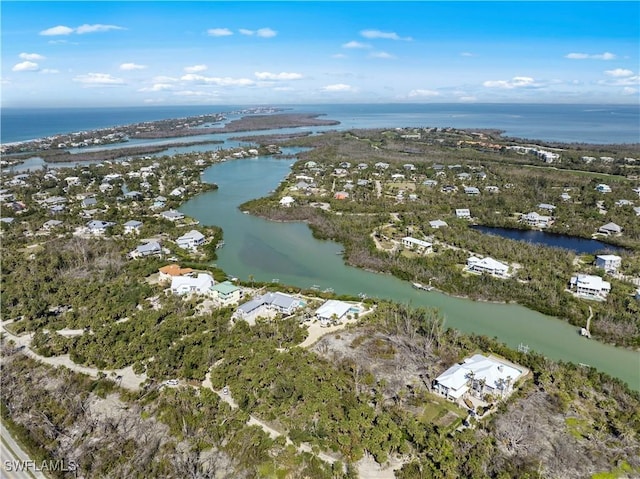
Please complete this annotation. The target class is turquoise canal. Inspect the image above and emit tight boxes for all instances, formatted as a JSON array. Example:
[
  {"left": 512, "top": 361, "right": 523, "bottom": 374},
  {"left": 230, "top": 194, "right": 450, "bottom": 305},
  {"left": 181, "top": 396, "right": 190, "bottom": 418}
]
[{"left": 180, "top": 155, "right": 640, "bottom": 390}]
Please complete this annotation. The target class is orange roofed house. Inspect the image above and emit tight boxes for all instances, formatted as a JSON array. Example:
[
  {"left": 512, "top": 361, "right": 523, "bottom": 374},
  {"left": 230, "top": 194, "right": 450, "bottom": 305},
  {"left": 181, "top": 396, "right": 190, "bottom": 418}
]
[{"left": 158, "top": 264, "right": 194, "bottom": 283}]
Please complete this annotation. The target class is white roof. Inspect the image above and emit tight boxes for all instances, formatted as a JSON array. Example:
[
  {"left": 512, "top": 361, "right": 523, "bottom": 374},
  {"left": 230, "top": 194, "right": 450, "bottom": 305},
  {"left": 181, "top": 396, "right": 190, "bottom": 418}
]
[
  {"left": 402, "top": 237, "right": 432, "bottom": 248},
  {"left": 178, "top": 230, "right": 205, "bottom": 241},
  {"left": 571, "top": 274, "right": 611, "bottom": 290},
  {"left": 171, "top": 273, "right": 214, "bottom": 292},
  {"left": 430, "top": 220, "right": 448, "bottom": 228},
  {"left": 474, "top": 256, "right": 508, "bottom": 272},
  {"left": 596, "top": 254, "right": 621, "bottom": 261},
  {"left": 436, "top": 354, "right": 523, "bottom": 395},
  {"left": 315, "top": 300, "right": 352, "bottom": 320}
]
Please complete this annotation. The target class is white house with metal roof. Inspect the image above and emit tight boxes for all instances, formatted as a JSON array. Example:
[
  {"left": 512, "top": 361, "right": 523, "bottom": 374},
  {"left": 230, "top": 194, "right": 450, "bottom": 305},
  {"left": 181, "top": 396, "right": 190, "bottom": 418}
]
[
  {"left": 210, "top": 281, "right": 242, "bottom": 307},
  {"left": 176, "top": 230, "right": 206, "bottom": 249},
  {"left": 467, "top": 256, "right": 510, "bottom": 278},
  {"left": 233, "top": 291, "right": 301, "bottom": 323},
  {"left": 433, "top": 354, "right": 524, "bottom": 401},
  {"left": 315, "top": 300, "right": 353, "bottom": 325},
  {"left": 569, "top": 274, "right": 611, "bottom": 300},
  {"left": 595, "top": 254, "right": 621, "bottom": 273},
  {"left": 170, "top": 273, "right": 215, "bottom": 296},
  {"left": 401, "top": 237, "right": 433, "bottom": 254}
]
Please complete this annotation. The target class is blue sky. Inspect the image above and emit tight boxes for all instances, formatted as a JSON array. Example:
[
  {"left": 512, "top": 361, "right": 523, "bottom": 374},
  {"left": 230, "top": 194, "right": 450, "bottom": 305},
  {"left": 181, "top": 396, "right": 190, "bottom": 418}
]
[{"left": 2, "top": 1, "right": 639, "bottom": 106}]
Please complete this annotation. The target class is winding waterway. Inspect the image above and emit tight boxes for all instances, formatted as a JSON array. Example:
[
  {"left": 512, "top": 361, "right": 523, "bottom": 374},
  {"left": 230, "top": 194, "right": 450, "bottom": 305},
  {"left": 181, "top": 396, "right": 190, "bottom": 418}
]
[{"left": 180, "top": 154, "right": 640, "bottom": 390}]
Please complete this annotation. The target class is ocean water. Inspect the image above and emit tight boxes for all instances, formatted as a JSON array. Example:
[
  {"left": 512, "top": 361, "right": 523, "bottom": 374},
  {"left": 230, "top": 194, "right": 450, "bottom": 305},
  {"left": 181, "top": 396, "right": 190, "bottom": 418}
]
[{"left": 1, "top": 103, "right": 639, "bottom": 145}]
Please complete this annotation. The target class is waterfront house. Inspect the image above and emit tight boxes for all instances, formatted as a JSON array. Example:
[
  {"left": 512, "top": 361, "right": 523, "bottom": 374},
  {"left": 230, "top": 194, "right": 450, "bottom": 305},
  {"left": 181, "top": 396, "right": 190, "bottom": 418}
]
[
  {"left": 160, "top": 210, "right": 184, "bottom": 222},
  {"left": 595, "top": 184, "right": 612, "bottom": 193},
  {"left": 176, "top": 230, "right": 206, "bottom": 249},
  {"left": 433, "top": 354, "right": 523, "bottom": 401},
  {"left": 124, "top": 220, "right": 143, "bottom": 234},
  {"left": 598, "top": 222, "right": 622, "bottom": 235},
  {"left": 521, "top": 212, "right": 552, "bottom": 228},
  {"left": 171, "top": 273, "right": 215, "bottom": 296},
  {"left": 315, "top": 299, "right": 353, "bottom": 325},
  {"left": 401, "top": 236, "right": 433, "bottom": 254},
  {"left": 467, "top": 256, "right": 510, "bottom": 278},
  {"left": 234, "top": 291, "right": 301, "bottom": 323},
  {"left": 429, "top": 219, "right": 448, "bottom": 229},
  {"left": 569, "top": 274, "right": 611, "bottom": 300},
  {"left": 279, "top": 196, "right": 295, "bottom": 207},
  {"left": 210, "top": 281, "right": 242, "bottom": 307},
  {"left": 595, "top": 254, "right": 622, "bottom": 273},
  {"left": 129, "top": 241, "right": 162, "bottom": 259},
  {"left": 86, "top": 220, "right": 115, "bottom": 235},
  {"left": 158, "top": 264, "right": 194, "bottom": 283},
  {"left": 455, "top": 208, "right": 471, "bottom": 219}
]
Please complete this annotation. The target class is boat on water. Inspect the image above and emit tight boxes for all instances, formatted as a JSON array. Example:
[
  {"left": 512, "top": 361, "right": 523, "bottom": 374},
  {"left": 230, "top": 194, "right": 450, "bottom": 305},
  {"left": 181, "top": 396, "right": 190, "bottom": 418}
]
[{"left": 412, "top": 282, "right": 433, "bottom": 291}]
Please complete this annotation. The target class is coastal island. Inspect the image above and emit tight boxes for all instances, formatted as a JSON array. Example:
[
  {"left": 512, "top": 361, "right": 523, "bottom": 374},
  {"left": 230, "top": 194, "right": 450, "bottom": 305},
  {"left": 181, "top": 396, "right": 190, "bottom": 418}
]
[{"left": 1, "top": 113, "right": 639, "bottom": 479}]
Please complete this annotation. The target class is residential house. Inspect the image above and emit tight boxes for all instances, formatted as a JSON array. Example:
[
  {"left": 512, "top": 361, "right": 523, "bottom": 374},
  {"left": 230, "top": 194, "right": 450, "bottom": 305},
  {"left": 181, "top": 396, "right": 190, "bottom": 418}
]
[
  {"left": 423, "top": 179, "right": 438, "bottom": 187},
  {"left": 401, "top": 237, "right": 433, "bottom": 254},
  {"left": 391, "top": 174, "right": 405, "bottom": 181},
  {"left": 598, "top": 222, "right": 622, "bottom": 235},
  {"left": 315, "top": 300, "right": 353, "bottom": 325},
  {"left": 65, "top": 176, "right": 81, "bottom": 187},
  {"left": 467, "top": 256, "right": 510, "bottom": 278},
  {"left": 158, "top": 264, "right": 194, "bottom": 283},
  {"left": 357, "top": 163, "right": 368, "bottom": 170},
  {"left": 569, "top": 274, "right": 611, "bottom": 299},
  {"left": 464, "top": 187, "right": 480, "bottom": 196},
  {"left": 42, "top": 220, "right": 63, "bottom": 230},
  {"left": 279, "top": 196, "right": 295, "bottom": 207},
  {"left": 538, "top": 203, "right": 556, "bottom": 212},
  {"left": 210, "top": 281, "right": 242, "bottom": 307},
  {"left": 595, "top": 254, "right": 622, "bottom": 273},
  {"left": 86, "top": 220, "right": 115, "bottom": 235},
  {"left": 455, "top": 208, "right": 471, "bottom": 219},
  {"left": 560, "top": 192, "right": 572, "bottom": 202},
  {"left": 161, "top": 210, "right": 185, "bottom": 222},
  {"left": 170, "top": 187, "right": 186, "bottom": 197},
  {"left": 374, "top": 162, "right": 390, "bottom": 170},
  {"left": 595, "top": 184, "right": 612, "bottom": 193},
  {"left": 124, "top": 220, "right": 143, "bottom": 234},
  {"left": 176, "top": 230, "right": 206, "bottom": 249},
  {"left": 124, "top": 191, "right": 143, "bottom": 200},
  {"left": 81, "top": 197, "right": 98, "bottom": 208},
  {"left": 429, "top": 220, "right": 448, "bottom": 229},
  {"left": 129, "top": 241, "right": 162, "bottom": 259},
  {"left": 233, "top": 292, "right": 301, "bottom": 323},
  {"left": 634, "top": 206, "right": 640, "bottom": 216},
  {"left": 615, "top": 199, "right": 634, "bottom": 207},
  {"left": 334, "top": 191, "right": 349, "bottom": 200},
  {"left": 403, "top": 163, "right": 416, "bottom": 171},
  {"left": 633, "top": 187, "right": 640, "bottom": 198},
  {"left": 433, "top": 354, "right": 523, "bottom": 400},
  {"left": 170, "top": 273, "right": 215, "bottom": 296},
  {"left": 521, "top": 212, "right": 552, "bottom": 228},
  {"left": 484, "top": 186, "right": 500, "bottom": 193}
]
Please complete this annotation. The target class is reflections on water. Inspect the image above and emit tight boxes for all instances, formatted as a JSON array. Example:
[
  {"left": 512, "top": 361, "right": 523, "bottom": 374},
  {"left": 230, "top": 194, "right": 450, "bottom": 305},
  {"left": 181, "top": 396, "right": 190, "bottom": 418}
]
[
  {"left": 471, "top": 225, "right": 625, "bottom": 255},
  {"left": 179, "top": 154, "right": 640, "bottom": 389}
]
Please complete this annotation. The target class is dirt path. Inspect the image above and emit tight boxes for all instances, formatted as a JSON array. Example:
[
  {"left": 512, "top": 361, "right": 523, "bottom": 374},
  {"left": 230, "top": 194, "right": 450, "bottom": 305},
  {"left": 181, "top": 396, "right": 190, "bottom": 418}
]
[{"left": 1, "top": 320, "right": 147, "bottom": 391}]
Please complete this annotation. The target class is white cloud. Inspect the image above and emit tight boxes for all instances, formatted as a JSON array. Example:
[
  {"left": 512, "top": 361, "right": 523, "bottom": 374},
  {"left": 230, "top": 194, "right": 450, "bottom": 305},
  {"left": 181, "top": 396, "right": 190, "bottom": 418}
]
[
  {"left": 408, "top": 89, "right": 440, "bottom": 97},
  {"left": 565, "top": 52, "right": 616, "bottom": 60},
  {"left": 207, "top": 28, "right": 233, "bottom": 37},
  {"left": 342, "top": 41, "right": 370, "bottom": 49},
  {"left": 332, "top": 53, "right": 347, "bottom": 59},
  {"left": 138, "top": 83, "right": 174, "bottom": 92},
  {"left": 12, "top": 61, "right": 39, "bottom": 72},
  {"left": 173, "top": 90, "right": 212, "bottom": 97},
  {"left": 40, "top": 24, "right": 124, "bottom": 36},
  {"left": 483, "top": 76, "right": 539, "bottom": 89},
  {"left": 73, "top": 73, "right": 125, "bottom": 86},
  {"left": 184, "top": 64, "right": 208, "bottom": 73},
  {"left": 180, "top": 74, "right": 254, "bottom": 86},
  {"left": 460, "top": 52, "right": 475, "bottom": 57},
  {"left": 273, "top": 86, "right": 294, "bottom": 91},
  {"left": 76, "top": 24, "right": 125, "bottom": 34},
  {"left": 19, "top": 53, "right": 45, "bottom": 61},
  {"left": 256, "top": 28, "right": 277, "bottom": 38},
  {"left": 239, "top": 27, "right": 277, "bottom": 38},
  {"left": 458, "top": 96, "right": 477, "bottom": 102},
  {"left": 254, "top": 72, "right": 303, "bottom": 80},
  {"left": 40, "top": 69, "right": 60, "bottom": 74},
  {"left": 360, "top": 30, "right": 412, "bottom": 41},
  {"left": 322, "top": 83, "right": 353, "bottom": 92},
  {"left": 623, "top": 87, "right": 637, "bottom": 95},
  {"left": 40, "top": 25, "right": 74, "bottom": 36},
  {"left": 153, "top": 75, "right": 179, "bottom": 83},
  {"left": 120, "top": 62, "right": 147, "bottom": 71},
  {"left": 605, "top": 68, "right": 633, "bottom": 77},
  {"left": 369, "top": 51, "right": 395, "bottom": 59}
]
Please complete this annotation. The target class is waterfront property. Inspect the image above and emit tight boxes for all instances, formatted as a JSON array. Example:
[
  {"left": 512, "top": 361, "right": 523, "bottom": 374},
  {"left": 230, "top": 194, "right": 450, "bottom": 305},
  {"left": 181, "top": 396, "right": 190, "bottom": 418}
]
[
  {"left": 466, "top": 256, "right": 510, "bottom": 278},
  {"left": 595, "top": 254, "right": 622, "bottom": 273},
  {"left": 210, "top": 281, "right": 242, "bottom": 307},
  {"left": 160, "top": 210, "right": 185, "bottom": 222},
  {"left": 170, "top": 273, "right": 215, "bottom": 296},
  {"left": 433, "top": 354, "right": 524, "bottom": 401},
  {"left": 315, "top": 299, "right": 353, "bottom": 326},
  {"left": 233, "top": 291, "right": 302, "bottom": 323},
  {"left": 176, "top": 230, "right": 206, "bottom": 249},
  {"left": 569, "top": 274, "right": 611, "bottom": 300},
  {"left": 598, "top": 222, "right": 623, "bottom": 236},
  {"left": 158, "top": 264, "right": 194, "bottom": 283},
  {"left": 279, "top": 196, "right": 295, "bottom": 207},
  {"left": 521, "top": 212, "right": 553, "bottom": 228},
  {"left": 401, "top": 236, "right": 433, "bottom": 254},
  {"left": 129, "top": 241, "right": 162, "bottom": 259}
]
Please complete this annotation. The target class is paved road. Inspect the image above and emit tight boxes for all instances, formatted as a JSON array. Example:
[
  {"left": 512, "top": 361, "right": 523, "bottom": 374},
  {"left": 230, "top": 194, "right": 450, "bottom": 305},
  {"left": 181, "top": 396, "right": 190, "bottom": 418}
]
[{"left": 0, "top": 422, "right": 47, "bottom": 479}]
